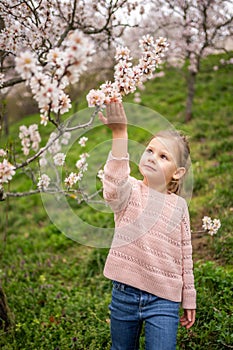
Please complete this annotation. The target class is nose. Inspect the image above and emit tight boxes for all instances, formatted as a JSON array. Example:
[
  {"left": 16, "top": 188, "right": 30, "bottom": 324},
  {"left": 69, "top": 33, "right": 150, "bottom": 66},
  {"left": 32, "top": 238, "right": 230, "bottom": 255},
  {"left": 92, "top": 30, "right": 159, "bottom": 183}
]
[{"left": 148, "top": 154, "right": 156, "bottom": 163}]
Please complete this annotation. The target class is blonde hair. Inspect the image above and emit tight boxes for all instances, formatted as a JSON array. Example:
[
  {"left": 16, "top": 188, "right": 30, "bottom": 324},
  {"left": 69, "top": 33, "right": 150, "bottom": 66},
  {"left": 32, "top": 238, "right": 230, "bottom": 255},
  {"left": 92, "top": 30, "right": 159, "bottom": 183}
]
[{"left": 151, "top": 130, "right": 191, "bottom": 195}]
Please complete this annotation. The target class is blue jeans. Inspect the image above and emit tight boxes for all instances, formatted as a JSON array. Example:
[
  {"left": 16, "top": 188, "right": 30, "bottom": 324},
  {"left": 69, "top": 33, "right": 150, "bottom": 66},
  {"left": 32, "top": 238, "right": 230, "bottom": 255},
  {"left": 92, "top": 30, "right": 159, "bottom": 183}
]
[{"left": 109, "top": 281, "right": 180, "bottom": 350}]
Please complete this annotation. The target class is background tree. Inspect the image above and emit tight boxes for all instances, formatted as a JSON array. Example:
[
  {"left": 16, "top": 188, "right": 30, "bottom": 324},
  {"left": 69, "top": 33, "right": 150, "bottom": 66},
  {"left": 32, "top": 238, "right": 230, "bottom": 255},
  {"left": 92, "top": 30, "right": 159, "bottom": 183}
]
[{"left": 125, "top": 0, "right": 233, "bottom": 121}]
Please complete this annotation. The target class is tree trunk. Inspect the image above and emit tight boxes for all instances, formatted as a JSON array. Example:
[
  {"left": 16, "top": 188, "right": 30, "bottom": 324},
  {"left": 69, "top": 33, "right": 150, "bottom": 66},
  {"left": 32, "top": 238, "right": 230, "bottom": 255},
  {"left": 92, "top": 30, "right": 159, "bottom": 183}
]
[
  {"left": 185, "top": 70, "right": 196, "bottom": 122},
  {"left": 0, "top": 285, "right": 12, "bottom": 330},
  {"left": 3, "top": 111, "right": 9, "bottom": 136}
]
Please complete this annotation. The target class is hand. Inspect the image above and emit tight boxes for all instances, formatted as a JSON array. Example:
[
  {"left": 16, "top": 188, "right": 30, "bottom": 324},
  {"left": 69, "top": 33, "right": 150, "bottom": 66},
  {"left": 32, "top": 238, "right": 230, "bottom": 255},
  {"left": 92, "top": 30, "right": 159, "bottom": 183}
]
[
  {"left": 180, "top": 309, "right": 196, "bottom": 329},
  {"left": 98, "top": 102, "right": 127, "bottom": 134}
]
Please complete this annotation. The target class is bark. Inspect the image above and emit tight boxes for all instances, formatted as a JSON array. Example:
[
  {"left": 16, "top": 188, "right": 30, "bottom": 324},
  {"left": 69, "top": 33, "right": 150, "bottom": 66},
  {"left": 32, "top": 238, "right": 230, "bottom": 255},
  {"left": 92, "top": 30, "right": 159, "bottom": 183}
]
[
  {"left": 0, "top": 285, "right": 12, "bottom": 330},
  {"left": 3, "top": 111, "right": 9, "bottom": 136},
  {"left": 185, "top": 70, "right": 196, "bottom": 122}
]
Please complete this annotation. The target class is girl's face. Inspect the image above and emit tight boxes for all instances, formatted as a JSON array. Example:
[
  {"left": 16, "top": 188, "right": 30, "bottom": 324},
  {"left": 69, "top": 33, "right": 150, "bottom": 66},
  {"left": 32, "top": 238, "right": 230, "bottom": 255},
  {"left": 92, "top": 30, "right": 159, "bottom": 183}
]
[{"left": 139, "top": 137, "right": 185, "bottom": 193}]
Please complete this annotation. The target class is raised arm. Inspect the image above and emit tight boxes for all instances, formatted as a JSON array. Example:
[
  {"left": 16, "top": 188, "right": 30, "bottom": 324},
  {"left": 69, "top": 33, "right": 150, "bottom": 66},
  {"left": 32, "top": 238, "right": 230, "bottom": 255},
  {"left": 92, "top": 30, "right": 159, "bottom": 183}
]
[{"left": 98, "top": 102, "right": 128, "bottom": 158}]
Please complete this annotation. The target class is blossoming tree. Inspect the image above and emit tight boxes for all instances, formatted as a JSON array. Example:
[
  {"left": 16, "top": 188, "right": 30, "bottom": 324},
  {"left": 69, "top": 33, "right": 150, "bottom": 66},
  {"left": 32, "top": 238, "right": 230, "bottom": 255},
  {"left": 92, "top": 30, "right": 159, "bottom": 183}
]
[
  {"left": 128, "top": 0, "right": 233, "bottom": 121},
  {"left": 0, "top": 0, "right": 149, "bottom": 330},
  {"left": 0, "top": 0, "right": 144, "bottom": 198},
  {"left": 0, "top": 0, "right": 171, "bottom": 328}
]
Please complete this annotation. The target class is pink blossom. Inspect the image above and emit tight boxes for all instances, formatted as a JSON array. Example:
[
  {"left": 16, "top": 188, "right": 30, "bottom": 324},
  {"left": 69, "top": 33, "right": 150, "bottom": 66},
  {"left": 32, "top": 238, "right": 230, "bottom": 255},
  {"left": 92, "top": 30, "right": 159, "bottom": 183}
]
[
  {"left": 40, "top": 114, "right": 49, "bottom": 126},
  {"left": 0, "top": 159, "right": 16, "bottom": 185},
  {"left": 53, "top": 153, "right": 66, "bottom": 166},
  {"left": 19, "top": 124, "right": 41, "bottom": 155},
  {"left": 97, "top": 169, "right": 104, "bottom": 181},
  {"left": 37, "top": 174, "right": 51, "bottom": 190},
  {"left": 86, "top": 35, "right": 168, "bottom": 108},
  {"left": 64, "top": 172, "right": 79, "bottom": 188},
  {"left": 202, "top": 216, "right": 221, "bottom": 236},
  {"left": 115, "top": 46, "right": 132, "bottom": 61},
  {"left": 0, "top": 149, "right": 7, "bottom": 157},
  {"left": 15, "top": 51, "right": 38, "bottom": 79},
  {"left": 86, "top": 89, "right": 106, "bottom": 107},
  {"left": 61, "top": 132, "right": 71, "bottom": 145},
  {"left": 78, "top": 136, "right": 88, "bottom": 147}
]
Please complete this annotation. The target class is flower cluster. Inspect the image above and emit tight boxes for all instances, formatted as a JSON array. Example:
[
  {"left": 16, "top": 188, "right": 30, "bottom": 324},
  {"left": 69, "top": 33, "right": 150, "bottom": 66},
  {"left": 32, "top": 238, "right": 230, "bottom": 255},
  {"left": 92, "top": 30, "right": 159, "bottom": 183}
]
[
  {"left": 65, "top": 141, "right": 89, "bottom": 188},
  {"left": 213, "top": 57, "right": 233, "bottom": 71},
  {"left": 86, "top": 35, "right": 168, "bottom": 108},
  {"left": 76, "top": 152, "right": 89, "bottom": 172},
  {"left": 97, "top": 169, "right": 104, "bottom": 181},
  {"left": 19, "top": 124, "right": 41, "bottom": 156},
  {"left": 39, "top": 131, "right": 71, "bottom": 167},
  {"left": 78, "top": 136, "right": 88, "bottom": 147},
  {"left": 0, "top": 149, "right": 7, "bottom": 157},
  {"left": 0, "top": 153, "right": 16, "bottom": 188},
  {"left": 37, "top": 174, "right": 51, "bottom": 191},
  {"left": 53, "top": 153, "right": 66, "bottom": 167},
  {"left": 64, "top": 172, "right": 80, "bottom": 188},
  {"left": 15, "top": 30, "right": 94, "bottom": 125},
  {"left": 202, "top": 216, "right": 221, "bottom": 236}
]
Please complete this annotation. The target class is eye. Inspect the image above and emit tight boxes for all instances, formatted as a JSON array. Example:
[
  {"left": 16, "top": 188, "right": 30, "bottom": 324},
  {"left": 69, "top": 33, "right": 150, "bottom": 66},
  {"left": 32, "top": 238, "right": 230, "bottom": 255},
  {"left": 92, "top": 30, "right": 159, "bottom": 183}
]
[
  {"left": 160, "top": 154, "right": 168, "bottom": 160},
  {"left": 146, "top": 148, "right": 153, "bottom": 154}
]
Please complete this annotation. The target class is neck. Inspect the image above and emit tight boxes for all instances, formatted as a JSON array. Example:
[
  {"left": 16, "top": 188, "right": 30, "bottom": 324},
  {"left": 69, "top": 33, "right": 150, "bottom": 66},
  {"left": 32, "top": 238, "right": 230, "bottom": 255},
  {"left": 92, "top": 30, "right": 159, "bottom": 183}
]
[{"left": 142, "top": 178, "right": 168, "bottom": 194}]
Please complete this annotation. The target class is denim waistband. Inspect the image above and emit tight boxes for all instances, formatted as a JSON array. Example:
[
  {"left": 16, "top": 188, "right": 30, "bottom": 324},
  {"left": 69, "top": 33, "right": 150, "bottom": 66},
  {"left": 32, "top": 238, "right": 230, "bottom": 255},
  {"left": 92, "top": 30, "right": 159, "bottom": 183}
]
[{"left": 112, "top": 280, "right": 149, "bottom": 295}]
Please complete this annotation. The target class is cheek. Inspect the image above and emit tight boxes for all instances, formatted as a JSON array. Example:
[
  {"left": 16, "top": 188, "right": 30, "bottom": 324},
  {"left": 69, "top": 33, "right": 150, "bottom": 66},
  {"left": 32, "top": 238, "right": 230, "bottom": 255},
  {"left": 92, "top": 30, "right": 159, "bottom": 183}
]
[
  {"left": 139, "top": 153, "right": 146, "bottom": 165},
  {"left": 139, "top": 154, "right": 147, "bottom": 175}
]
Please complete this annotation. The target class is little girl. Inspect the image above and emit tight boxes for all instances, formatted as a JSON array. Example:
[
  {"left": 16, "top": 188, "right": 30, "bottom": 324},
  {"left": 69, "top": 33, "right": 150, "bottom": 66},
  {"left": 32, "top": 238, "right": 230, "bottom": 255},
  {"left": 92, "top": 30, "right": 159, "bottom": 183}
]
[{"left": 99, "top": 102, "right": 196, "bottom": 350}]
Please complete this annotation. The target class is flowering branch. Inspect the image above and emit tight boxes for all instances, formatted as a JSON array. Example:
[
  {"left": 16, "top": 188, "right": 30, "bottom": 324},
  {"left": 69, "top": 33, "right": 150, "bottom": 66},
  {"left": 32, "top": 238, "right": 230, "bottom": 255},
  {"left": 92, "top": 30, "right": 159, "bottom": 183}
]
[
  {"left": 86, "top": 35, "right": 169, "bottom": 108},
  {"left": 202, "top": 216, "right": 221, "bottom": 237},
  {"left": 192, "top": 216, "right": 221, "bottom": 238},
  {"left": 1, "top": 33, "right": 168, "bottom": 200}
]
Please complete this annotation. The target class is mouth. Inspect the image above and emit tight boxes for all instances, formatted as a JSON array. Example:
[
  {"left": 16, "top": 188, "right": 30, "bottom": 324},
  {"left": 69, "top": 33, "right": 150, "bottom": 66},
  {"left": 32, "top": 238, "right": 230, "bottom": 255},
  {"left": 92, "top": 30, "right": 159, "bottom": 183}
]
[{"left": 144, "top": 164, "right": 157, "bottom": 172}]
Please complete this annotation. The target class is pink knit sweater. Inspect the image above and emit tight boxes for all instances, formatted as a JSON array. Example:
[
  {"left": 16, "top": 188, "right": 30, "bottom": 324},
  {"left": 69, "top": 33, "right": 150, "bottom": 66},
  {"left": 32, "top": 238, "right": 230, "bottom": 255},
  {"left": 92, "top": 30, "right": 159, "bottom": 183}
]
[{"left": 103, "top": 152, "right": 196, "bottom": 309}]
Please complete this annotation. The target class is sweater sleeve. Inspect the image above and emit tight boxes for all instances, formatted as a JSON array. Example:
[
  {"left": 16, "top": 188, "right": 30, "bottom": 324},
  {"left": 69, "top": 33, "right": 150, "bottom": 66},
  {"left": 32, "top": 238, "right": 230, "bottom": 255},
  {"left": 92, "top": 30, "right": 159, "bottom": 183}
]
[
  {"left": 103, "top": 151, "right": 132, "bottom": 213},
  {"left": 181, "top": 201, "right": 196, "bottom": 309}
]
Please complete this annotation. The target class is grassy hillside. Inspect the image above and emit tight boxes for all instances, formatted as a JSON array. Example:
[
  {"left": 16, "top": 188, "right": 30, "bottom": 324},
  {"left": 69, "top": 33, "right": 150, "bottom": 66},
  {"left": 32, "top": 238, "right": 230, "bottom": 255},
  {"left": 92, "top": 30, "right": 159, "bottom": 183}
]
[{"left": 0, "top": 53, "right": 232, "bottom": 349}]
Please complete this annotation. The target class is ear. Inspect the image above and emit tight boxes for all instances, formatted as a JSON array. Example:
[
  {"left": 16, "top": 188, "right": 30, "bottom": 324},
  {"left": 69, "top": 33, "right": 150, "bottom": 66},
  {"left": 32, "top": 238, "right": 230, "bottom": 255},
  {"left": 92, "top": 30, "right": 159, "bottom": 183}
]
[{"left": 173, "top": 167, "right": 186, "bottom": 180}]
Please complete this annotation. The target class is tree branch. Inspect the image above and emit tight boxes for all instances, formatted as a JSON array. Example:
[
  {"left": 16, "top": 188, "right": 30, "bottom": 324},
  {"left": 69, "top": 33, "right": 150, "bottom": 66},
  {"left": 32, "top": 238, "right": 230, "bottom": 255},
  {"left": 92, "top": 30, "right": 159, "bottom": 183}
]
[{"left": 1, "top": 77, "right": 25, "bottom": 89}]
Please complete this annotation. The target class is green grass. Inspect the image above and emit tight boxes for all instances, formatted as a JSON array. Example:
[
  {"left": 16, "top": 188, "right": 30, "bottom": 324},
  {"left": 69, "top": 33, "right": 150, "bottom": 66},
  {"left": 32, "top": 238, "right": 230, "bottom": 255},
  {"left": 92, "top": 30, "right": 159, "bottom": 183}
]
[{"left": 0, "top": 52, "right": 233, "bottom": 349}]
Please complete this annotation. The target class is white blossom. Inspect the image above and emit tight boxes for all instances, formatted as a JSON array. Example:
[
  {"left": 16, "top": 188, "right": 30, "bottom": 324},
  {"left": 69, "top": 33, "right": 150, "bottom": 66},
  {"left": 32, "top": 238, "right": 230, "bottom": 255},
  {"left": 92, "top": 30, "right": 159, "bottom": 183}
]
[
  {"left": 39, "top": 156, "right": 48, "bottom": 167},
  {"left": 47, "top": 132, "right": 61, "bottom": 155},
  {"left": 0, "top": 159, "right": 16, "bottom": 185},
  {"left": 37, "top": 174, "right": 51, "bottom": 190},
  {"left": 61, "top": 132, "right": 71, "bottom": 145},
  {"left": 86, "top": 89, "right": 106, "bottom": 107},
  {"left": 53, "top": 153, "right": 66, "bottom": 166},
  {"left": 64, "top": 172, "right": 79, "bottom": 187},
  {"left": 15, "top": 51, "right": 38, "bottom": 79},
  {"left": 78, "top": 136, "right": 88, "bottom": 147},
  {"left": 76, "top": 153, "right": 89, "bottom": 170},
  {"left": 0, "top": 149, "right": 7, "bottom": 157},
  {"left": 19, "top": 124, "right": 41, "bottom": 156},
  {"left": 86, "top": 35, "right": 168, "bottom": 108},
  {"left": 40, "top": 114, "right": 49, "bottom": 126},
  {"left": 202, "top": 216, "right": 221, "bottom": 236},
  {"left": 97, "top": 169, "right": 104, "bottom": 181}
]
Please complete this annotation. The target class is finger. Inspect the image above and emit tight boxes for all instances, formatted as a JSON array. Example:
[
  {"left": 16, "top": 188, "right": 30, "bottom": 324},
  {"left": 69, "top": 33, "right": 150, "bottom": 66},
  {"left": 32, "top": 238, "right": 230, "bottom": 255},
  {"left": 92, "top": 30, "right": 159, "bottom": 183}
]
[
  {"left": 179, "top": 314, "right": 186, "bottom": 321},
  {"left": 98, "top": 111, "right": 107, "bottom": 124},
  {"left": 118, "top": 102, "right": 126, "bottom": 119},
  {"left": 180, "top": 318, "right": 189, "bottom": 327},
  {"left": 186, "top": 310, "right": 192, "bottom": 323},
  {"left": 108, "top": 101, "right": 116, "bottom": 117},
  {"left": 186, "top": 319, "right": 195, "bottom": 329},
  {"left": 185, "top": 310, "right": 196, "bottom": 329}
]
